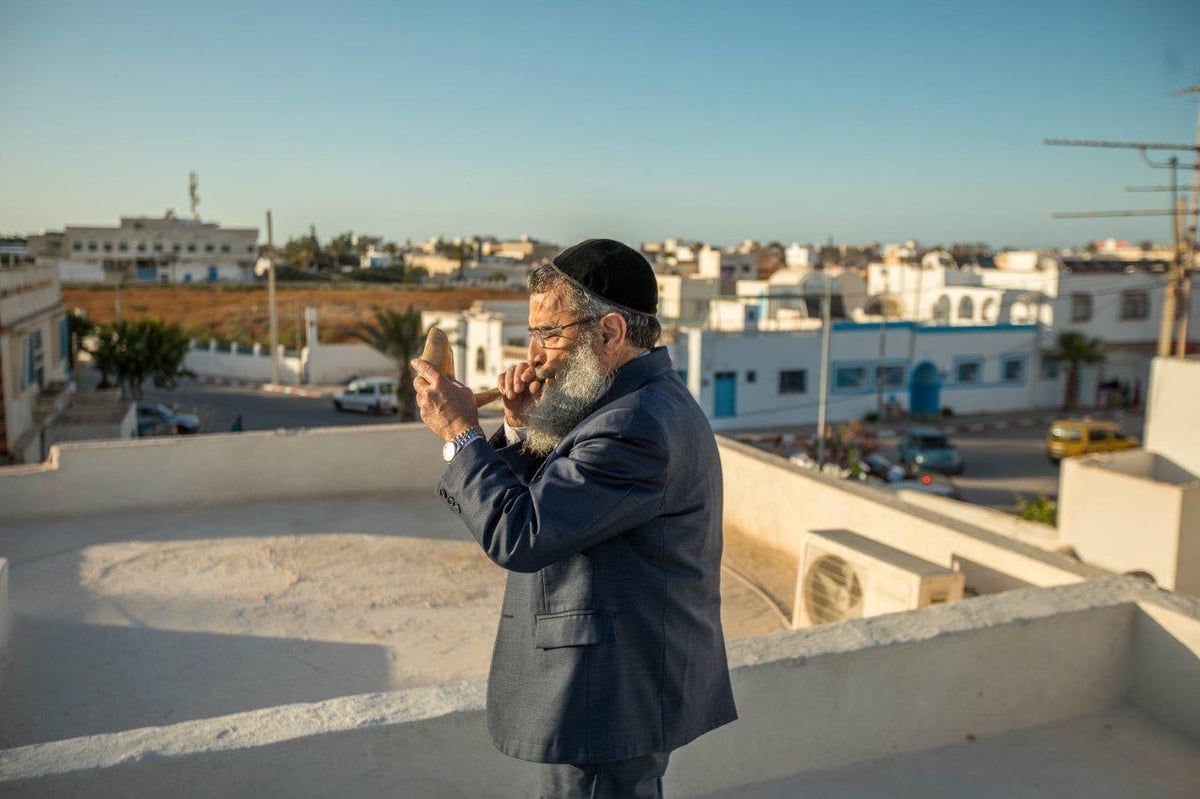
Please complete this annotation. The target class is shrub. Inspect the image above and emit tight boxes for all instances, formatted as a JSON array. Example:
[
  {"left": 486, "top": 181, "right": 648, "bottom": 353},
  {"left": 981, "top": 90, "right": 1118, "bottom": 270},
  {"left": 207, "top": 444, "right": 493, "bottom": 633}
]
[{"left": 1015, "top": 494, "right": 1057, "bottom": 526}]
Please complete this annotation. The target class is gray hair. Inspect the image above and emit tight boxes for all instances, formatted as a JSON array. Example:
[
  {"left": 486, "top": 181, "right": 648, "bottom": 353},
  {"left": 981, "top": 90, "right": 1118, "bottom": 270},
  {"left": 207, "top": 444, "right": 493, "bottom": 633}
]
[{"left": 528, "top": 263, "right": 661, "bottom": 349}]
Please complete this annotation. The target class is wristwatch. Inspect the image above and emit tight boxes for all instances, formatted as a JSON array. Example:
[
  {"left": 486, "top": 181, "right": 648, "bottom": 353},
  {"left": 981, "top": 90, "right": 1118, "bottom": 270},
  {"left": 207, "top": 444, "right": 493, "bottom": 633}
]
[{"left": 442, "top": 425, "right": 485, "bottom": 463}]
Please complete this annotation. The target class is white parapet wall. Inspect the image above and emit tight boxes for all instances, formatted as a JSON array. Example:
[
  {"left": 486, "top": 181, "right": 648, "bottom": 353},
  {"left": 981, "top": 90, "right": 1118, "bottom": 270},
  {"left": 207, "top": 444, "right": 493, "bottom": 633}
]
[
  {"left": 1144, "top": 356, "right": 1200, "bottom": 476},
  {"left": 2, "top": 578, "right": 1195, "bottom": 797},
  {"left": 717, "top": 438, "right": 1107, "bottom": 593},
  {"left": 1060, "top": 450, "right": 1200, "bottom": 594},
  {"left": 0, "top": 423, "right": 448, "bottom": 520}
]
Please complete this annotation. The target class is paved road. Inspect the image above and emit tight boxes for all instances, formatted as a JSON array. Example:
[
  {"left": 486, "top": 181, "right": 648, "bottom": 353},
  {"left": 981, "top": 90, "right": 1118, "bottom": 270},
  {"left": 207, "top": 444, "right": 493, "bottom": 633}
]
[{"left": 879, "top": 414, "right": 1145, "bottom": 511}]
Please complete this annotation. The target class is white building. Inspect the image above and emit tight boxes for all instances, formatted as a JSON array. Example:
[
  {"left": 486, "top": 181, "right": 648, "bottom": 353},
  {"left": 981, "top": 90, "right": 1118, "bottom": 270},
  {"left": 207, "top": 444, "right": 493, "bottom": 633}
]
[
  {"left": 656, "top": 274, "right": 719, "bottom": 327},
  {"left": 785, "top": 243, "right": 820, "bottom": 268},
  {"left": 0, "top": 264, "right": 72, "bottom": 463},
  {"left": 697, "top": 245, "right": 756, "bottom": 286},
  {"left": 672, "top": 321, "right": 1063, "bottom": 431},
  {"left": 30, "top": 213, "right": 259, "bottom": 284}
]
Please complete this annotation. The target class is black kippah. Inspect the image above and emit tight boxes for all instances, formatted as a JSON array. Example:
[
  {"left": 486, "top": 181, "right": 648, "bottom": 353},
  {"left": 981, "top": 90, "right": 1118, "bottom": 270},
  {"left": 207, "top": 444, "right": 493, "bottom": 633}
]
[{"left": 550, "top": 238, "right": 658, "bottom": 316}]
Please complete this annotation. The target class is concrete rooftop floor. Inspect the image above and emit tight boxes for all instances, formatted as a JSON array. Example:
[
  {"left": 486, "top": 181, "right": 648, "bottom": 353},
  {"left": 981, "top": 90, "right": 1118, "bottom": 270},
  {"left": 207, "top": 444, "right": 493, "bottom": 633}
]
[{"left": 0, "top": 491, "right": 789, "bottom": 748}]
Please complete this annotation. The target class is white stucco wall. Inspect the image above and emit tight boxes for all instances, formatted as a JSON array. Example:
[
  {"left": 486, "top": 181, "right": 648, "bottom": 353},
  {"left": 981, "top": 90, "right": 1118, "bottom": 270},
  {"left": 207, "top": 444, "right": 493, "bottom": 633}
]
[
  {"left": 3, "top": 578, "right": 1192, "bottom": 798},
  {"left": 1059, "top": 452, "right": 1199, "bottom": 591},
  {"left": 718, "top": 439, "right": 1104, "bottom": 594},
  {"left": 1144, "top": 357, "right": 1200, "bottom": 475},
  {"left": 0, "top": 423, "right": 447, "bottom": 519},
  {"left": 184, "top": 343, "right": 304, "bottom": 384},
  {"left": 305, "top": 342, "right": 396, "bottom": 384}
]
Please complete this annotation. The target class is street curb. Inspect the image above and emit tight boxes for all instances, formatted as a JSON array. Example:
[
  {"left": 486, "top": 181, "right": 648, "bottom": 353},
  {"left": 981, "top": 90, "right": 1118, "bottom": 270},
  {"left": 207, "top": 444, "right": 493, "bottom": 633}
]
[{"left": 186, "top": 375, "right": 328, "bottom": 399}]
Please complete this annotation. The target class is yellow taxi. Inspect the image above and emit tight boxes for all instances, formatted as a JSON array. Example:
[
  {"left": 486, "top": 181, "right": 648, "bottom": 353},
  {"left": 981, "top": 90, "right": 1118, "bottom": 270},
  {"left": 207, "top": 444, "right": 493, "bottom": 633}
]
[{"left": 1045, "top": 418, "right": 1139, "bottom": 464}]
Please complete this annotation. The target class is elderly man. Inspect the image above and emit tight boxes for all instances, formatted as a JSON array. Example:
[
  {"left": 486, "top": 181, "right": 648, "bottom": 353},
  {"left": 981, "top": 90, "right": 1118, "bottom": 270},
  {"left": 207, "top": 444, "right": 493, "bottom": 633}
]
[{"left": 412, "top": 238, "right": 736, "bottom": 798}]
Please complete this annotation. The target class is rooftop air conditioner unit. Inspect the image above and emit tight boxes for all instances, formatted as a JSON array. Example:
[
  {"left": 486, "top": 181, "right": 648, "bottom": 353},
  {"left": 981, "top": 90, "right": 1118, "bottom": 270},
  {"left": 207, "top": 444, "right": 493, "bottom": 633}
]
[{"left": 792, "top": 529, "right": 965, "bottom": 628}]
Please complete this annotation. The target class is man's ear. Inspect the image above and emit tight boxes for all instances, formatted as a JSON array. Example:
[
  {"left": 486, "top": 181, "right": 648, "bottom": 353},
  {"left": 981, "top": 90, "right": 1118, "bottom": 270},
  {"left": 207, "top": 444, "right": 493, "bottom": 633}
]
[{"left": 598, "top": 313, "right": 626, "bottom": 352}]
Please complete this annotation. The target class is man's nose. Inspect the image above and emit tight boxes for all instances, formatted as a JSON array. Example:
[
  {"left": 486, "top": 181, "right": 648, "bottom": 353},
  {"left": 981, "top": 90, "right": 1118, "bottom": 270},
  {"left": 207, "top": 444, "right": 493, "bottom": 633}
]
[{"left": 527, "top": 337, "right": 544, "bottom": 364}]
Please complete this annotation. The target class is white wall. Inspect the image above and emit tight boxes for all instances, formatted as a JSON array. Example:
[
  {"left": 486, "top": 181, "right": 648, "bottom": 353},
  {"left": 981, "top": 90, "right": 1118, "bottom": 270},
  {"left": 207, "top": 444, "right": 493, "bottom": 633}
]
[
  {"left": 1144, "top": 357, "right": 1200, "bottom": 475},
  {"left": 0, "top": 558, "right": 9, "bottom": 665},
  {"left": 185, "top": 343, "right": 304, "bottom": 385},
  {"left": 305, "top": 342, "right": 395, "bottom": 384},
  {"left": 0, "top": 423, "right": 448, "bottom": 520},
  {"left": 719, "top": 438, "right": 1104, "bottom": 594},
  {"left": 1059, "top": 451, "right": 1198, "bottom": 591},
  {"left": 5, "top": 579, "right": 1190, "bottom": 798}
]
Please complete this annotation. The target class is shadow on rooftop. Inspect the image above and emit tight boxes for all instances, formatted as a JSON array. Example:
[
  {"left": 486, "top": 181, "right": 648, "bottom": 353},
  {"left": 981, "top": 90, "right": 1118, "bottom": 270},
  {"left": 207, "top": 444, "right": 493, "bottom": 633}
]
[{"left": 0, "top": 614, "right": 394, "bottom": 749}]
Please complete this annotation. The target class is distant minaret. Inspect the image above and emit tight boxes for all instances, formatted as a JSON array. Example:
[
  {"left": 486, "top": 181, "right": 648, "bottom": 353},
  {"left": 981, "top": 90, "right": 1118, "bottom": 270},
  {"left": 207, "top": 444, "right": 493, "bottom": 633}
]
[{"left": 188, "top": 171, "right": 200, "bottom": 220}]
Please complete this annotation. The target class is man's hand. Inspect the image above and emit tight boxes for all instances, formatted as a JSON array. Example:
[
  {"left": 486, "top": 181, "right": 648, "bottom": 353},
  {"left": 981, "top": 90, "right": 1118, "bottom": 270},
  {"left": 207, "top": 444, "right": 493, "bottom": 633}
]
[
  {"left": 497, "top": 361, "right": 546, "bottom": 428},
  {"left": 411, "top": 359, "right": 480, "bottom": 441}
]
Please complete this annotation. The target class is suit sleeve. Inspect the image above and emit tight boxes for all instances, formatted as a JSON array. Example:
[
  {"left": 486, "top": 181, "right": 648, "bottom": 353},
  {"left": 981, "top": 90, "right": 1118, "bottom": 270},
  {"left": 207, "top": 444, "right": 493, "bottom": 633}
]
[{"left": 440, "top": 408, "right": 668, "bottom": 573}]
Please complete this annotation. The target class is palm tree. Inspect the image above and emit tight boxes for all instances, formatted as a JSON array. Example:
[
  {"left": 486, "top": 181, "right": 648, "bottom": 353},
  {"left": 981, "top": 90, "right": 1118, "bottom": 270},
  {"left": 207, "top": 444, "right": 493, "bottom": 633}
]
[
  {"left": 353, "top": 306, "right": 424, "bottom": 420},
  {"left": 1044, "top": 331, "right": 1105, "bottom": 411}
]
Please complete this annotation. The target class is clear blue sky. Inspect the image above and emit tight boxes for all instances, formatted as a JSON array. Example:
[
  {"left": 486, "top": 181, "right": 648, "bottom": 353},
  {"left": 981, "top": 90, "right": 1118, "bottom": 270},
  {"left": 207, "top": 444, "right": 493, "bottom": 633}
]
[{"left": 2, "top": 0, "right": 1198, "bottom": 249}]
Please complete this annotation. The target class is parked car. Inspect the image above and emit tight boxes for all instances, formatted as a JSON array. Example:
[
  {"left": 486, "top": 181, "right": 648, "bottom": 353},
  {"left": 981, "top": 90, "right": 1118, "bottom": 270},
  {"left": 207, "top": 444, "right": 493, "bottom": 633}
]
[
  {"left": 137, "top": 403, "right": 201, "bottom": 436},
  {"left": 880, "top": 471, "right": 965, "bottom": 501},
  {"left": 1045, "top": 418, "right": 1138, "bottom": 464},
  {"left": 898, "top": 426, "right": 964, "bottom": 475},
  {"left": 332, "top": 376, "right": 399, "bottom": 415}
]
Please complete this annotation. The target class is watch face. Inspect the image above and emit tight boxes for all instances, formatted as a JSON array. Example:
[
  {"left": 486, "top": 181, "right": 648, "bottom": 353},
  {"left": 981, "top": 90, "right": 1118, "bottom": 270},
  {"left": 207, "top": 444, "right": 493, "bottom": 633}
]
[{"left": 442, "top": 440, "right": 457, "bottom": 462}]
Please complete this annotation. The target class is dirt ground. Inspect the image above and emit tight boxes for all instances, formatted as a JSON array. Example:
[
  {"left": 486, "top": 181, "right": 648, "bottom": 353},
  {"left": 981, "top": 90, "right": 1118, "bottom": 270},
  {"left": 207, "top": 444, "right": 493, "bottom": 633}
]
[{"left": 63, "top": 284, "right": 526, "bottom": 346}]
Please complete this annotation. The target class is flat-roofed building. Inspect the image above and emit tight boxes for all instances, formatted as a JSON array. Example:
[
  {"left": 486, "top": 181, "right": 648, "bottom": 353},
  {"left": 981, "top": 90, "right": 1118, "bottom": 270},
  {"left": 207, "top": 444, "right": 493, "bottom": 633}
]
[
  {"left": 33, "top": 213, "right": 259, "bottom": 284},
  {"left": 0, "top": 263, "right": 72, "bottom": 463}
]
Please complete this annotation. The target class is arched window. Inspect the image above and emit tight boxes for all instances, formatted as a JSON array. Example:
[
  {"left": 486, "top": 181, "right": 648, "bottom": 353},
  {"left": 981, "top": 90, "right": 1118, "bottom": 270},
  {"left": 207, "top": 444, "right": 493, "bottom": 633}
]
[
  {"left": 957, "top": 296, "right": 974, "bottom": 321},
  {"left": 475, "top": 347, "right": 486, "bottom": 373},
  {"left": 981, "top": 298, "right": 996, "bottom": 322},
  {"left": 932, "top": 295, "right": 951, "bottom": 324}
]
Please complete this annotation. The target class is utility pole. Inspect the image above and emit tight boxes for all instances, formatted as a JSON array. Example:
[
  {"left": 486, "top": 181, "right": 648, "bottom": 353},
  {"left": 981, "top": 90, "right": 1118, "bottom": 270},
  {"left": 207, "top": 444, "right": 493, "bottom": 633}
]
[
  {"left": 266, "top": 210, "right": 281, "bottom": 385},
  {"left": 815, "top": 273, "right": 832, "bottom": 468}
]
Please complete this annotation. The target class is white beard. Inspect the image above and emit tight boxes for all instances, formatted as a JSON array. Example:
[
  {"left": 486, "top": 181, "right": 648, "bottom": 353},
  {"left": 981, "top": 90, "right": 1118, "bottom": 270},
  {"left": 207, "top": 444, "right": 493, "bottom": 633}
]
[{"left": 524, "top": 332, "right": 614, "bottom": 458}]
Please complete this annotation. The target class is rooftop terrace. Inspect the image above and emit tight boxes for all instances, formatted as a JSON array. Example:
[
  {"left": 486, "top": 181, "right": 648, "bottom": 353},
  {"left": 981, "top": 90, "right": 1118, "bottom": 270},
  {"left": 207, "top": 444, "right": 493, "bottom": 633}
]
[{"left": 0, "top": 425, "right": 1196, "bottom": 796}]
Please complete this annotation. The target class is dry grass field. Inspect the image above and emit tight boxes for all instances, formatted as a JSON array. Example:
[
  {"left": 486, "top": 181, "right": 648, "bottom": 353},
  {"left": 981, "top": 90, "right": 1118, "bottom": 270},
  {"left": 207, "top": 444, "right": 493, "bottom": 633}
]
[{"left": 63, "top": 284, "right": 526, "bottom": 346}]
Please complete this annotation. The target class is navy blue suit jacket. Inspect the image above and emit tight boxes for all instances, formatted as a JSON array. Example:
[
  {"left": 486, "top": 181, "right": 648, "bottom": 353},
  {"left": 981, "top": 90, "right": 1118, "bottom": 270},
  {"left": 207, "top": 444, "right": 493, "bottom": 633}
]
[{"left": 437, "top": 347, "right": 737, "bottom": 763}]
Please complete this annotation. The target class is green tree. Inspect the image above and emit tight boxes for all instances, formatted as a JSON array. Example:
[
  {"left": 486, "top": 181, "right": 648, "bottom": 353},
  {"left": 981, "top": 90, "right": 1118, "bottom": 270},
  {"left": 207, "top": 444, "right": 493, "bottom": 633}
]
[
  {"left": 66, "top": 308, "right": 94, "bottom": 371},
  {"left": 353, "top": 307, "right": 425, "bottom": 421},
  {"left": 1015, "top": 494, "right": 1057, "bottom": 525},
  {"left": 87, "top": 319, "right": 194, "bottom": 398},
  {"left": 1044, "top": 331, "right": 1105, "bottom": 411}
]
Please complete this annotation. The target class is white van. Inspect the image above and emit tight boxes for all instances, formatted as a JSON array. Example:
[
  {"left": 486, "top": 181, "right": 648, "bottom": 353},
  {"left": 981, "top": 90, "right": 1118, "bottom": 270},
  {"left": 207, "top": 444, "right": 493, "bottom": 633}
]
[{"left": 332, "top": 376, "right": 399, "bottom": 415}]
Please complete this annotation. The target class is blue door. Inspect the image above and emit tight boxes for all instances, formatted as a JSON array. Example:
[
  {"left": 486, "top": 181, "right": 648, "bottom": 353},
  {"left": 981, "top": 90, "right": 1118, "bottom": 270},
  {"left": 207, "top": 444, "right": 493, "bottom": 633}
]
[
  {"left": 207, "top": 265, "right": 219, "bottom": 282},
  {"left": 714, "top": 371, "right": 737, "bottom": 418},
  {"left": 909, "top": 361, "right": 942, "bottom": 416}
]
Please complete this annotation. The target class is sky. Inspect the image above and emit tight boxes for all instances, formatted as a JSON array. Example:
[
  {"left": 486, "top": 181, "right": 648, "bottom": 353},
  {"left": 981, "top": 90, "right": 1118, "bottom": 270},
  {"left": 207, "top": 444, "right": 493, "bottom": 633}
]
[{"left": 2, "top": 0, "right": 1198, "bottom": 250}]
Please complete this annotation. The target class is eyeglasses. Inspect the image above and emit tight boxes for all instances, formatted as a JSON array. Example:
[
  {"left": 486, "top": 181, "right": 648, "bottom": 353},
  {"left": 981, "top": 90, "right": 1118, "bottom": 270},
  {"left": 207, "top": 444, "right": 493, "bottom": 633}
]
[{"left": 527, "top": 316, "right": 599, "bottom": 347}]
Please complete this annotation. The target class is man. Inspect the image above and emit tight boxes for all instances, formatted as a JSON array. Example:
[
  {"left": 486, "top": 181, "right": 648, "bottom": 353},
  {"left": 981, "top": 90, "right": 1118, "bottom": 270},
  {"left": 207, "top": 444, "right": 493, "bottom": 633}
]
[{"left": 412, "top": 238, "right": 736, "bottom": 798}]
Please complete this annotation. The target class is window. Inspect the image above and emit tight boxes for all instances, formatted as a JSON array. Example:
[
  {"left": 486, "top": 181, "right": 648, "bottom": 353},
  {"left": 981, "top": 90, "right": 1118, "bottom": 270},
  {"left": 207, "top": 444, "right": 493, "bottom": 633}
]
[
  {"left": 1001, "top": 356, "right": 1025, "bottom": 384},
  {"left": 72, "top": 241, "right": 82, "bottom": 252},
  {"left": 955, "top": 359, "right": 982, "bottom": 385},
  {"left": 87, "top": 241, "right": 98, "bottom": 252},
  {"left": 875, "top": 364, "right": 905, "bottom": 388},
  {"left": 221, "top": 243, "right": 231, "bottom": 253},
  {"left": 118, "top": 241, "right": 128, "bottom": 252},
  {"left": 778, "top": 369, "right": 807, "bottom": 394},
  {"left": 1071, "top": 293, "right": 1093, "bottom": 322},
  {"left": 1040, "top": 355, "right": 1060, "bottom": 380},
  {"left": 746, "top": 370, "right": 757, "bottom": 384},
  {"left": 932, "top": 295, "right": 951, "bottom": 323},
  {"left": 186, "top": 243, "right": 197, "bottom": 253},
  {"left": 475, "top": 347, "right": 486, "bottom": 372},
  {"left": 153, "top": 243, "right": 163, "bottom": 252},
  {"left": 834, "top": 366, "right": 868, "bottom": 390},
  {"left": 173, "top": 244, "right": 182, "bottom": 253},
  {"left": 205, "top": 243, "right": 215, "bottom": 253},
  {"left": 136, "top": 241, "right": 146, "bottom": 252},
  {"left": 981, "top": 297, "right": 996, "bottom": 322},
  {"left": 246, "top": 245, "right": 255, "bottom": 253},
  {"left": 1120, "top": 291, "right": 1149, "bottom": 320},
  {"left": 59, "top": 316, "right": 70, "bottom": 360},
  {"left": 103, "top": 242, "right": 113, "bottom": 252},
  {"left": 1088, "top": 427, "right": 1110, "bottom": 443},
  {"left": 21, "top": 330, "right": 45, "bottom": 390},
  {"left": 957, "top": 296, "right": 974, "bottom": 321}
]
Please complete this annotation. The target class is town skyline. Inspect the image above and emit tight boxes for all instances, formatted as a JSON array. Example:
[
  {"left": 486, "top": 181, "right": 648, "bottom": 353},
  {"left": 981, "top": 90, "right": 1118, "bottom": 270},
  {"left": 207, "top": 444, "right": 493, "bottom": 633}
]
[{"left": 2, "top": 1, "right": 1198, "bottom": 249}]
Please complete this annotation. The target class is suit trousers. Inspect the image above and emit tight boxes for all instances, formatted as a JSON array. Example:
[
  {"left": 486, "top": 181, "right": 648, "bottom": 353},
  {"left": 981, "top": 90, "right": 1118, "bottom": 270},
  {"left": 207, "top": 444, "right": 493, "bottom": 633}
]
[{"left": 539, "top": 751, "right": 671, "bottom": 799}]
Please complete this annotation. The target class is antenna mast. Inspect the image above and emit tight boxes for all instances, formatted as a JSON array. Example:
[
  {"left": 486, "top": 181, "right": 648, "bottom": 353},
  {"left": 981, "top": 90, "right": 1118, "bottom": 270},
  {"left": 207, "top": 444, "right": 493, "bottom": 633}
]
[{"left": 188, "top": 171, "right": 200, "bottom": 220}]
